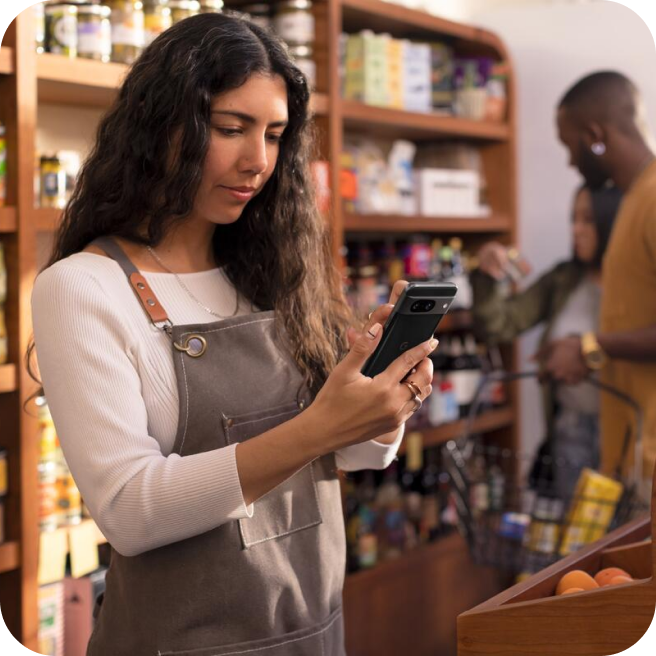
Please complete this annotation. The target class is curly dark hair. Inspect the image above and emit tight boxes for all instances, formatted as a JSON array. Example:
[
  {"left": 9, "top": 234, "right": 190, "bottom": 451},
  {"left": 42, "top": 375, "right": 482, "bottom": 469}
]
[{"left": 27, "top": 12, "right": 353, "bottom": 399}]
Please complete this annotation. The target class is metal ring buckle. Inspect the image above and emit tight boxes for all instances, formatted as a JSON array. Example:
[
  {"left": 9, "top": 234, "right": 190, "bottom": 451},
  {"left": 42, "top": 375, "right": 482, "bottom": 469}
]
[{"left": 173, "top": 334, "right": 208, "bottom": 358}]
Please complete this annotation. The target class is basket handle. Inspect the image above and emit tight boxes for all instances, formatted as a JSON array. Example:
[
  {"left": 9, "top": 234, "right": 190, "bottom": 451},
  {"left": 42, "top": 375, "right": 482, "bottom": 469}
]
[{"left": 465, "top": 371, "right": 645, "bottom": 497}]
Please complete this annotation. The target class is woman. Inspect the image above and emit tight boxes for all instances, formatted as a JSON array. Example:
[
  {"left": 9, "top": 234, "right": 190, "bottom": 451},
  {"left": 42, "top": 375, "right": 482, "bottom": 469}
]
[
  {"left": 472, "top": 184, "right": 622, "bottom": 498},
  {"left": 29, "top": 14, "right": 436, "bottom": 656}
]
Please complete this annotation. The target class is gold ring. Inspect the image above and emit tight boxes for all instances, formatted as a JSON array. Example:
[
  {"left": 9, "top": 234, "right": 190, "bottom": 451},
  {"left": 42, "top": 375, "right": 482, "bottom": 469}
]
[{"left": 403, "top": 381, "right": 423, "bottom": 412}]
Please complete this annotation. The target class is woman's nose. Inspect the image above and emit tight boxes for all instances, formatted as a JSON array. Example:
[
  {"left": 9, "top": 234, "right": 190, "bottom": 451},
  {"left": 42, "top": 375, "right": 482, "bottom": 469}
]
[{"left": 240, "top": 139, "right": 268, "bottom": 174}]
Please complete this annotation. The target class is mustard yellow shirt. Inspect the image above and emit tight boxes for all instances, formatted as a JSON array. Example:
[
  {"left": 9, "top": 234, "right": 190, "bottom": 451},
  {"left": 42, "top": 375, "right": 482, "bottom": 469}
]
[{"left": 600, "top": 159, "right": 656, "bottom": 483}]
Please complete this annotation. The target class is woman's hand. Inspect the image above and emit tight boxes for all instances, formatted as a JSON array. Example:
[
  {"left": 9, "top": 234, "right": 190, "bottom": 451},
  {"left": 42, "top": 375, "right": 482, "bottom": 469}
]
[
  {"left": 477, "top": 241, "right": 511, "bottom": 280},
  {"left": 308, "top": 280, "right": 437, "bottom": 454}
]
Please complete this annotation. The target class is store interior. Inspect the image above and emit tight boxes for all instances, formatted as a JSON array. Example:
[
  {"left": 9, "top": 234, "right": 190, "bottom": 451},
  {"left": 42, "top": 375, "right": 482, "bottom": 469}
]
[{"left": 0, "top": 1, "right": 655, "bottom": 655}]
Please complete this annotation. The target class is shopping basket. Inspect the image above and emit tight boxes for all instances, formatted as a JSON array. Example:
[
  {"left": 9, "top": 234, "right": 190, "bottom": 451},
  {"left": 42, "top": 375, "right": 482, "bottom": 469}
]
[{"left": 442, "top": 371, "right": 650, "bottom": 576}]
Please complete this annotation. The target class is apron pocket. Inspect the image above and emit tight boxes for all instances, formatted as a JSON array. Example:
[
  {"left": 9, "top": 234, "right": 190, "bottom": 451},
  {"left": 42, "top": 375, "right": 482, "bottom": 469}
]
[
  {"left": 223, "top": 401, "right": 322, "bottom": 548},
  {"left": 157, "top": 606, "right": 343, "bottom": 656}
]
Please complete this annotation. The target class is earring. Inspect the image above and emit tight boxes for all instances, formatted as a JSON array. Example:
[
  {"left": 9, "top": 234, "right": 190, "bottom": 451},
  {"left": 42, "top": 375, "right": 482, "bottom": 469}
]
[{"left": 591, "top": 142, "right": 606, "bottom": 156}]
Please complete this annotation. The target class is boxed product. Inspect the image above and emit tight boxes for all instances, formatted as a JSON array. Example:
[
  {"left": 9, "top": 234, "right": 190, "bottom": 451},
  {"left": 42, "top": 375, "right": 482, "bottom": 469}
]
[
  {"left": 559, "top": 468, "right": 623, "bottom": 556},
  {"left": 403, "top": 41, "right": 432, "bottom": 112},
  {"left": 429, "top": 42, "right": 455, "bottom": 113},
  {"left": 415, "top": 168, "right": 482, "bottom": 217},
  {"left": 38, "top": 582, "right": 65, "bottom": 656},
  {"left": 344, "top": 30, "right": 388, "bottom": 107},
  {"left": 64, "top": 569, "right": 107, "bottom": 656},
  {"left": 386, "top": 37, "right": 404, "bottom": 109}
]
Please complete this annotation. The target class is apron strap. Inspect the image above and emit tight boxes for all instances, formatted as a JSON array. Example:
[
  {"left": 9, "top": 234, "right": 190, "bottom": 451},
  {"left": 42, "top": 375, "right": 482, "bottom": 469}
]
[{"left": 89, "top": 236, "right": 171, "bottom": 328}]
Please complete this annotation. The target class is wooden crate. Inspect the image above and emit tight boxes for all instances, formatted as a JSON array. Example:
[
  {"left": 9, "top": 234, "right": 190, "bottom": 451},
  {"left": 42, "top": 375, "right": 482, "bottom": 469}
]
[{"left": 458, "top": 469, "right": 656, "bottom": 655}]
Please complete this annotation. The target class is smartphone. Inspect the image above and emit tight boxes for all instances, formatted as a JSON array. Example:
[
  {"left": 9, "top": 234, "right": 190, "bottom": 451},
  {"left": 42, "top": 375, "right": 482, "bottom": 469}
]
[{"left": 361, "top": 282, "right": 457, "bottom": 379}]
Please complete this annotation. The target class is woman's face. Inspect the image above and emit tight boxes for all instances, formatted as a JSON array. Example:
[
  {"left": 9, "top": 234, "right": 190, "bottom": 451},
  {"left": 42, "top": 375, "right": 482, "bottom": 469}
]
[
  {"left": 572, "top": 187, "right": 598, "bottom": 263},
  {"left": 191, "top": 73, "right": 289, "bottom": 226}
]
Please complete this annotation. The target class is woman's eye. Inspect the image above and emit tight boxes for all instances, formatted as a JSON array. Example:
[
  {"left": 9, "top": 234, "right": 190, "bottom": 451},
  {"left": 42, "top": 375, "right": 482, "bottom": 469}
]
[
  {"left": 215, "top": 128, "right": 242, "bottom": 137},
  {"left": 267, "top": 133, "right": 283, "bottom": 143}
]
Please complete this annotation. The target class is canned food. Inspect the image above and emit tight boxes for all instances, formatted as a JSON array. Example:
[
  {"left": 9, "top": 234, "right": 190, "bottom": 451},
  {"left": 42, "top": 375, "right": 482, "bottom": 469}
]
[
  {"left": 144, "top": 0, "right": 172, "bottom": 46},
  {"left": 40, "top": 156, "right": 67, "bottom": 210},
  {"left": 242, "top": 4, "right": 271, "bottom": 30},
  {"left": 108, "top": 0, "right": 146, "bottom": 65},
  {"left": 45, "top": 4, "right": 79, "bottom": 58},
  {"left": 273, "top": 0, "right": 314, "bottom": 46},
  {"left": 78, "top": 4, "right": 112, "bottom": 62},
  {"left": 169, "top": 0, "right": 200, "bottom": 25},
  {"left": 289, "top": 44, "right": 315, "bottom": 88}
]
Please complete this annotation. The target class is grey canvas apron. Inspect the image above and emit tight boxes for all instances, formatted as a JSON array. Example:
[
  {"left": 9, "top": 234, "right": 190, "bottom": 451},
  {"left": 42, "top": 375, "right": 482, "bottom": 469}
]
[{"left": 86, "top": 237, "right": 347, "bottom": 656}]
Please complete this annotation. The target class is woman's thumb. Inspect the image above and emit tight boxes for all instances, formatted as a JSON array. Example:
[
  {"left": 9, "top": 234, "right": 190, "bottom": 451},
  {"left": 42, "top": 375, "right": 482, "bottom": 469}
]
[{"left": 342, "top": 323, "right": 383, "bottom": 371}]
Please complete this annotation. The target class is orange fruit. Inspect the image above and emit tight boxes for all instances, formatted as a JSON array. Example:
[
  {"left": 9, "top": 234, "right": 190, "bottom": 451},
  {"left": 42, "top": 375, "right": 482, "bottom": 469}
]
[
  {"left": 607, "top": 575, "right": 634, "bottom": 586},
  {"left": 562, "top": 587, "right": 585, "bottom": 595},
  {"left": 556, "top": 570, "right": 599, "bottom": 595},
  {"left": 594, "top": 567, "right": 632, "bottom": 587}
]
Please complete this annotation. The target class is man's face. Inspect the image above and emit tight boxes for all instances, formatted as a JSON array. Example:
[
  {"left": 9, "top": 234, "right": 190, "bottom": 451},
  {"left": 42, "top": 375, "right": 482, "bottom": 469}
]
[{"left": 557, "top": 107, "right": 611, "bottom": 188}]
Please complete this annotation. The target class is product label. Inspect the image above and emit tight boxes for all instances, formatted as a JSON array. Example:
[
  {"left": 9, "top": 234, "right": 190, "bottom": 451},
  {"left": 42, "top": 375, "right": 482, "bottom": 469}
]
[
  {"left": 112, "top": 9, "right": 145, "bottom": 47},
  {"left": 52, "top": 14, "right": 77, "bottom": 50},
  {"left": 78, "top": 23, "right": 103, "bottom": 55},
  {"left": 274, "top": 13, "right": 314, "bottom": 44}
]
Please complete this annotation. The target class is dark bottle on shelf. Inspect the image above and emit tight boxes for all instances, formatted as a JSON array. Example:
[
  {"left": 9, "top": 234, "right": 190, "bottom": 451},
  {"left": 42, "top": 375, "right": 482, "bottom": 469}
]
[
  {"left": 420, "top": 448, "right": 442, "bottom": 542},
  {"left": 400, "top": 432, "right": 424, "bottom": 543}
]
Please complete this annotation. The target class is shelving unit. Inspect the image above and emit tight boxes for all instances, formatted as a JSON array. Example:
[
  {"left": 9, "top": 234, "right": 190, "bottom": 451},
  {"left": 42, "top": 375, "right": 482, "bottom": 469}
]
[{"left": 0, "top": 2, "right": 517, "bottom": 654}]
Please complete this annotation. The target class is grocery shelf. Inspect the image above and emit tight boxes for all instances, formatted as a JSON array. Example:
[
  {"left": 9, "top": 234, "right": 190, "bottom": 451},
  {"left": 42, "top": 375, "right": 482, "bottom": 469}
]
[
  {"left": 0, "top": 46, "right": 14, "bottom": 75},
  {"left": 0, "top": 207, "right": 17, "bottom": 233},
  {"left": 344, "top": 212, "right": 511, "bottom": 234},
  {"left": 35, "top": 53, "right": 330, "bottom": 114},
  {"left": 0, "top": 364, "right": 17, "bottom": 394},
  {"left": 399, "top": 406, "right": 514, "bottom": 455},
  {"left": 0, "top": 541, "right": 21, "bottom": 575},
  {"left": 341, "top": 0, "right": 505, "bottom": 57},
  {"left": 341, "top": 100, "right": 510, "bottom": 141}
]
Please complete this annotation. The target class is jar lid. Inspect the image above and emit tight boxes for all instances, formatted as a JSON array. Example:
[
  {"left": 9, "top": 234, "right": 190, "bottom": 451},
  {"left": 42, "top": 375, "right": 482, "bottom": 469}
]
[
  {"left": 169, "top": 0, "right": 201, "bottom": 8},
  {"left": 276, "top": 0, "right": 313, "bottom": 10},
  {"left": 77, "top": 4, "right": 111, "bottom": 15},
  {"left": 288, "top": 44, "right": 313, "bottom": 57}
]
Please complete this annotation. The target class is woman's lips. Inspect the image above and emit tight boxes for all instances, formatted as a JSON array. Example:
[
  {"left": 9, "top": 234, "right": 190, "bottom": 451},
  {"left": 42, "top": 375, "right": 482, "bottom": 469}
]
[{"left": 221, "top": 186, "right": 255, "bottom": 201}]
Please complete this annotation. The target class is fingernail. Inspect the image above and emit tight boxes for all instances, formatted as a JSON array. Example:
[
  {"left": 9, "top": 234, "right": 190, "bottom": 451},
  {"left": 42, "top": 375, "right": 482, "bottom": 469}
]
[
  {"left": 367, "top": 323, "right": 381, "bottom": 339},
  {"left": 430, "top": 339, "right": 439, "bottom": 350}
]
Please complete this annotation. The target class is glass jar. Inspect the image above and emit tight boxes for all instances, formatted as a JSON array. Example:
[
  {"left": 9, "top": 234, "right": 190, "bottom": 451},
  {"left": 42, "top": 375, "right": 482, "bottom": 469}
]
[
  {"left": 169, "top": 0, "right": 200, "bottom": 25},
  {"left": 199, "top": 0, "right": 223, "bottom": 13},
  {"left": 107, "top": 0, "right": 145, "bottom": 65},
  {"left": 34, "top": 2, "right": 46, "bottom": 54},
  {"left": 40, "top": 156, "right": 67, "bottom": 210},
  {"left": 289, "top": 44, "right": 315, "bottom": 89},
  {"left": 241, "top": 4, "right": 271, "bottom": 30},
  {"left": 273, "top": 0, "right": 314, "bottom": 47},
  {"left": 45, "top": 4, "right": 79, "bottom": 58},
  {"left": 77, "top": 4, "right": 112, "bottom": 62},
  {"left": 144, "top": 0, "right": 172, "bottom": 46}
]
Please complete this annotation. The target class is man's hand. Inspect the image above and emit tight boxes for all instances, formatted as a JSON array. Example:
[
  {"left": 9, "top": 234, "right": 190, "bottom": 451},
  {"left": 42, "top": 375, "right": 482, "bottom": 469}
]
[{"left": 535, "top": 335, "right": 589, "bottom": 385}]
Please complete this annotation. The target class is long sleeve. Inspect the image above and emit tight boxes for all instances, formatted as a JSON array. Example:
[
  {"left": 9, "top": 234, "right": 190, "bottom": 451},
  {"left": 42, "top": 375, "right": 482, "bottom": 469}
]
[
  {"left": 335, "top": 425, "right": 404, "bottom": 471},
  {"left": 32, "top": 263, "right": 253, "bottom": 557},
  {"left": 470, "top": 262, "right": 577, "bottom": 345}
]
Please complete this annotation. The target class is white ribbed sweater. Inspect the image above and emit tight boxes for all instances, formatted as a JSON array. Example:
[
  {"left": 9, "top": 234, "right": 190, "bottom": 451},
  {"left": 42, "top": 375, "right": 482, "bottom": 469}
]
[{"left": 31, "top": 253, "right": 402, "bottom": 557}]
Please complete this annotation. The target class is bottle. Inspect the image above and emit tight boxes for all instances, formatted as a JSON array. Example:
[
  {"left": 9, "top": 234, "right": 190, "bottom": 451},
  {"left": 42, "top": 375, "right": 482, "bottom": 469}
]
[
  {"left": 107, "top": 0, "right": 146, "bottom": 65},
  {"left": 487, "top": 344, "right": 507, "bottom": 407},
  {"left": 420, "top": 449, "right": 441, "bottom": 542},
  {"left": 463, "top": 334, "right": 483, "bottom": 413},
  {"left": 429, "top": 238, "right": 443, "bottom": 281},
  {"left": 449, "top": 237, "right": 472, "bottom": 309},
  {"left": 445, "top": 336, "right": 471, "bottom": 418},
  {"left": 401, "top": 433, "right": 424, "bottom": 540},
  {"left": 376, "top": 462, "right": 405, "bottom": 560},
  {"left": 0, "top": 122, "right": 6, "bottom": 207}
]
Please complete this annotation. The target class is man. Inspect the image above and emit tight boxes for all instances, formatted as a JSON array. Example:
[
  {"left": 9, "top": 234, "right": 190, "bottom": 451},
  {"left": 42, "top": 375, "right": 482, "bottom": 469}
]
[{"left": 547, "top": 71, "right": 656, "bottom": 488}]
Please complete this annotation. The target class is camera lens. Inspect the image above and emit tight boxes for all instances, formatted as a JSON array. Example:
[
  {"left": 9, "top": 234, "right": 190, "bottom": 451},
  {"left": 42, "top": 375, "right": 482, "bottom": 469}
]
[
  {"left": 411, "top": 301, "right": 421, "bottom": 312},
  {"left": 425, "top": 300, "right": 435, "bottom": 311}
]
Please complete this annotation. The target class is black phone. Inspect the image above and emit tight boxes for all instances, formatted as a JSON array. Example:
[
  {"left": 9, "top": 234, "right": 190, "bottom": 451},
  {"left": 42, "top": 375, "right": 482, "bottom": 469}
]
[{"left": 361, "top": 282, "right": 458, "bottom": 379}]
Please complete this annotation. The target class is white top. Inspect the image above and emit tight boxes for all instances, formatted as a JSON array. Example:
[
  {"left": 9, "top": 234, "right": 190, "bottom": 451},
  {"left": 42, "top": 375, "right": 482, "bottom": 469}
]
[{"left": 32, "top": 253, "right": 403, "bottom": 557}]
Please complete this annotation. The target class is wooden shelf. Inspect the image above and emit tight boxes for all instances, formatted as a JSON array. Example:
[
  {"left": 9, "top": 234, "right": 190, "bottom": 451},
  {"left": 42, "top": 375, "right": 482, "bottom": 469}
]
[
  {"left": 33, "top": 208, "right": 61, "bottom": 232},
  {"left": 344, "top": 212, "right": 511, "bottom": 233},
  {"left": 0, "top": 207, "right": 17, "bottom": 233},
  {"left": 341, "top": 99, "right": 510, "bottom": 141},
  {"left": 0, "top": 541, "right": 21, "bottom": 575},
  {"left": 341, "top": 0, "right": 506, "bottom": 57},
  {"left": 399, "top": 406, "right": 514, "bottom": 455},
  {"left": 35, "top": 53, "right": 330, "bottom": 114},
  {"left": 0, "top": 46, "right": 14, "bottom": 75},
  {"left": 0, "top": 364, "right": 17, "bottom": 394}
]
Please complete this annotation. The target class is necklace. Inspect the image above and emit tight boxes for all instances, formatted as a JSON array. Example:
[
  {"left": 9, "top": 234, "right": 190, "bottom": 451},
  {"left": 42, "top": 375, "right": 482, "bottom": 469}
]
[{"left": 146, "top": 246, "right": 239, "bottom": 319}]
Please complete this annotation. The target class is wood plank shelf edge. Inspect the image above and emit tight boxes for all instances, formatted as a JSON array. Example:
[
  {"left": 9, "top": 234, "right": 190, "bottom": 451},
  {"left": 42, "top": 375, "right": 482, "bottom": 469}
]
[
  {"left": 0, "top": 364, "right": 17, "bottom": 394},
  {"left": 0, "top": 207, "right": 18, "bottom": 233},
  {"left": 0, "top": 46, "right": 14, "bottom": 75},
  {"left": 344, "top": 212, "right": 511, "bottom": 233},
  {"left": 0, "top": 542, "right": 21, "bottom": 575}
]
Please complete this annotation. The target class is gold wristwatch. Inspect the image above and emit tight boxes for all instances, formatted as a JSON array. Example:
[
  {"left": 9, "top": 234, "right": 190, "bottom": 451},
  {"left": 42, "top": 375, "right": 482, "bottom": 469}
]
[{"left": 581, "top": 331, "right": 608, "bottom": 370}]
